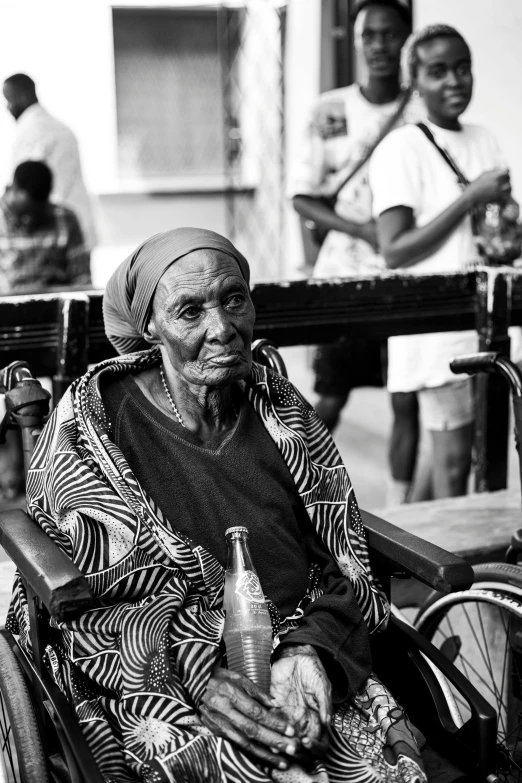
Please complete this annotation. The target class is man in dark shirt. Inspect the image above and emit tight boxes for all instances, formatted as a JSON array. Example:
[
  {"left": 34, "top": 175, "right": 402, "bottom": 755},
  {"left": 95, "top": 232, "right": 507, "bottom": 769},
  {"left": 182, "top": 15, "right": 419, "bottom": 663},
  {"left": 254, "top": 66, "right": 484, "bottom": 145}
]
[
  {"left": 0, "top": 160, "right": 91, "bottom": 501},
  {"left": 0, "top": 160, "right": 91, "bottom": 294}
]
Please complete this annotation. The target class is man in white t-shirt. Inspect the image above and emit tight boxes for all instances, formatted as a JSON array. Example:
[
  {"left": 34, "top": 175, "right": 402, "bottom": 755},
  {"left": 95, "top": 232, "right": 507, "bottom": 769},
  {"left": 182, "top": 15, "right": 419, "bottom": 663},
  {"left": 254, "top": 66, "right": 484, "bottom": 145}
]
[
  {"left": 3, "top": 73, "right": 97, "bottom": 253},
  {"left": 289, "top": 0, "right": 422, "bottom": 504}
]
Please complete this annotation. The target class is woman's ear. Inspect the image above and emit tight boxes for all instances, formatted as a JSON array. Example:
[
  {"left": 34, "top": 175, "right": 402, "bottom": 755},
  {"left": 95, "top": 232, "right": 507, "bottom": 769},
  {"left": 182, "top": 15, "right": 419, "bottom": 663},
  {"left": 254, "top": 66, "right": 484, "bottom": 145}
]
[{"left": 143, "top": 317, "right": 162, "bottom": 345}]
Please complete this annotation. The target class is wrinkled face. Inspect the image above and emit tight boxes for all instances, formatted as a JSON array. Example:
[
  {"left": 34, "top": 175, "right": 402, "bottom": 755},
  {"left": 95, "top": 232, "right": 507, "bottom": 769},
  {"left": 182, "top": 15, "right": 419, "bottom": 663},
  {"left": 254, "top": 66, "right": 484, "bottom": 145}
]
[
  {"left": 415, "top": 36, "right": 473, "bottom": 123},
  {"left": 3, "top": 83, "right": 28, "bottom": 120},
  {"left": 355, "top": 5, "right": 407, "bottom": 79},
  {"left": 147, "top": 249, "right": 255, "bottom": 388}
]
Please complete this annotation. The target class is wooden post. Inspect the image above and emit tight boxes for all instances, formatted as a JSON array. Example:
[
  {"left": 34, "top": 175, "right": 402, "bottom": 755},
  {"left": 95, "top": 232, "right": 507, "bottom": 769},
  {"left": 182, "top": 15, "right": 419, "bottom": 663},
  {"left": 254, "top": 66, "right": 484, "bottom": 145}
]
[
  {"left": 474, "top": 268, "right": 511, "bottom": 492},
  {"left": 53, "top": 294, "right": 90, "bottom": 404}
]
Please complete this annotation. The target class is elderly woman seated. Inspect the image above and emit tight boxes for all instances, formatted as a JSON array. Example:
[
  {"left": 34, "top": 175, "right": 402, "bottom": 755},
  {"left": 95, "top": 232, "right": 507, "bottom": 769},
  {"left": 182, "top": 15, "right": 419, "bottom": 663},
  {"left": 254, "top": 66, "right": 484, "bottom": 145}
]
[{"left": 8, "top": 229, "right": 428, "bottom": 783}]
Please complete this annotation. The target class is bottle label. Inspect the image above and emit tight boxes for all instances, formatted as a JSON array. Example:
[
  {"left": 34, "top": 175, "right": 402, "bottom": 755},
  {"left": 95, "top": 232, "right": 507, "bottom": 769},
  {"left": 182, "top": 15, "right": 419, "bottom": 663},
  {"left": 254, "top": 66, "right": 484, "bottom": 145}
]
[{"left": 235, "top": 571, "right": 265, "bottom": 604}]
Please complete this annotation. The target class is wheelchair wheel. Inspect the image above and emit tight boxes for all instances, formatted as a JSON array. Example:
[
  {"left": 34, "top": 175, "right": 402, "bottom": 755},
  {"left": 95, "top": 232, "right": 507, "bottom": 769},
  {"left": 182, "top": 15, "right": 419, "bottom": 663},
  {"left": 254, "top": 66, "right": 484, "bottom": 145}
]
[
  {"left": 415, "top": 564, "right": 522, "bottom": 783},
  {"left": 0, "top": 633, "right": 49, "bottom": 783}
]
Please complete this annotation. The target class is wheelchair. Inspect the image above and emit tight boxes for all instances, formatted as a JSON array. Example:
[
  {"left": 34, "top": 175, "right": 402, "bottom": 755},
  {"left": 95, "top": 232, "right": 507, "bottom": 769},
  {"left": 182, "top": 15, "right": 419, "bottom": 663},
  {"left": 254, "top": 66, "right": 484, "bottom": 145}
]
[
  {"left": 0, "top": 342, "right": 508, "bottom": 782},
  {"left": 412, "top": 351, "right": 522, "bottom": 782}
]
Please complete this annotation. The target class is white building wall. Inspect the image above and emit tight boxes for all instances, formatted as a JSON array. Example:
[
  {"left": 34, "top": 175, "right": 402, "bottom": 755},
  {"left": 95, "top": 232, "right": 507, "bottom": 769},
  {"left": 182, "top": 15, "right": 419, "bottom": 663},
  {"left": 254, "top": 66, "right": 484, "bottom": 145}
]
[
  {"left": 415, "top": 0, "right": 522, "bottom": 200},
  {"left": 0, "top": 0, "right": 275, "bottom": 285},
  {"left": 284, "top": 0, "right": 322, "bottom": 276},
  {"left": 0, "top": 0, "right": 117, "bottom": 195}
]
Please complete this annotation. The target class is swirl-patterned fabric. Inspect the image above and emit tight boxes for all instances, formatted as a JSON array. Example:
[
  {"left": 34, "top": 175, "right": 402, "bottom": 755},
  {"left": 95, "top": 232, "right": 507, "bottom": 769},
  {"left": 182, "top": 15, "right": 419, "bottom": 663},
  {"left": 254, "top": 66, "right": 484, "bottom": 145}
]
[{"left": 7, "top": 348, "right": 425, "bottom": 782}]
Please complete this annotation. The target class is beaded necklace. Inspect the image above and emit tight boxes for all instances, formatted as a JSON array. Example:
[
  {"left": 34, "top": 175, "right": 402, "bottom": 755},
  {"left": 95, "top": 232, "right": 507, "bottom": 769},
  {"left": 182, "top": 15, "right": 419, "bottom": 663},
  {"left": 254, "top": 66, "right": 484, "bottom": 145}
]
[
  {"left": 159, "top": 365, "right": 185, "bottom": 427},
  {"left": 159, "top": 365, "right": 239, "bottom": 428}
]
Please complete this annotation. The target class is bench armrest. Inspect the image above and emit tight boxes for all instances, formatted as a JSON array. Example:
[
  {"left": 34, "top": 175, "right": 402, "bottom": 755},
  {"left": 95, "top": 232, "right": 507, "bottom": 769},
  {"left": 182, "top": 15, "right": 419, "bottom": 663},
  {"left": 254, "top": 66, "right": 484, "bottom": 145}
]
[
  {"left": 361, "top": 509, "right": 474, "bottom": 593},
  {"left": 0, "top": 509, "right": 95, "bottom": 622}
]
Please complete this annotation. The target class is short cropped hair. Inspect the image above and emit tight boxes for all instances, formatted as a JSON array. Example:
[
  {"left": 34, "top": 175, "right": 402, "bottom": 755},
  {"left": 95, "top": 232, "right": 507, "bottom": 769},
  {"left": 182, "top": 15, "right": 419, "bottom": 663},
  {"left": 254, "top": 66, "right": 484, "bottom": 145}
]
[
  {"left": 352, "top": 0, "right": 412, "bottom": 30},
  {"left": 13, "top": 161, "right": 53, "bottom": 203},
  {"left": 3, "top": 73, "right": 36, "bottom": 94},
  {"left": 402, "top": 24, "right": 469, "bottom": 88}
]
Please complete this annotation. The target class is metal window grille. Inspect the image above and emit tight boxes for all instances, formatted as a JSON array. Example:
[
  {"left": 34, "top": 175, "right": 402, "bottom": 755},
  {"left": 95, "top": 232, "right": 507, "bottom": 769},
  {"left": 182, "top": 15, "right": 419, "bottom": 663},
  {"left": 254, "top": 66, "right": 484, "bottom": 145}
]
[{"left": 219, "top": 1, "right": 286, "bottom": 278}]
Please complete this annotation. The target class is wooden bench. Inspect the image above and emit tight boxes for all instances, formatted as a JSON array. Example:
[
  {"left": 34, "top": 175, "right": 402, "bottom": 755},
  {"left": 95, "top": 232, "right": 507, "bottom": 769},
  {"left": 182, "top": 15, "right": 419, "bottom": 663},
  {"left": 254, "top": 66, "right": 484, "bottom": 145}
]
[{"left": 379, "top": 489, "right": 521, "bottom": 607}]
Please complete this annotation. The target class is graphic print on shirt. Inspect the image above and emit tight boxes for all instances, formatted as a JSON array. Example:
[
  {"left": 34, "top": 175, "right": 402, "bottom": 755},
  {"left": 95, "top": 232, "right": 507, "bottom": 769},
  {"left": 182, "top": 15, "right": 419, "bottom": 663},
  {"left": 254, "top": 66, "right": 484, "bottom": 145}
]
[{"left": 311, "top": 98, "right": 348, "bottom": 140}]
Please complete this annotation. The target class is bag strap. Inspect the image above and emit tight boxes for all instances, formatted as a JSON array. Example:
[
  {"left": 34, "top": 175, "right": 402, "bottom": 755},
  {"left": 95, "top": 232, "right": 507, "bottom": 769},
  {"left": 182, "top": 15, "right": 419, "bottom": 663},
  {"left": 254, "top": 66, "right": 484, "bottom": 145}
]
[
  {"left": 416, "top": 122, "right": 470, "bottom": 188},
  {"left": 330, "top": 89, "right": 412, "bottom": 201},
  {"left": 416, "top": 122, "right": 479, "bottom": 236}
]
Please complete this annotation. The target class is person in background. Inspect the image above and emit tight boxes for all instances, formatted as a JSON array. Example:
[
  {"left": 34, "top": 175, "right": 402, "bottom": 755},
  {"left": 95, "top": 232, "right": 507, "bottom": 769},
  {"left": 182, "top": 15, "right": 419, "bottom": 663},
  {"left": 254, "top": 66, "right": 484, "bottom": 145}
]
[
  {"left": 289, "top": 0, "right": 423, "bottom": 505},
  {"left": 0, "top": 160, "right": 91, "bottom": 500},
  {"left": 0, "top": 160, "right": 91, "bottom": 294},
  {"left": 369, "top": 24, "right": 519, "bottom": 498},
  {"left": 3, "top": 73, "right": 97, "bottom": 253}
]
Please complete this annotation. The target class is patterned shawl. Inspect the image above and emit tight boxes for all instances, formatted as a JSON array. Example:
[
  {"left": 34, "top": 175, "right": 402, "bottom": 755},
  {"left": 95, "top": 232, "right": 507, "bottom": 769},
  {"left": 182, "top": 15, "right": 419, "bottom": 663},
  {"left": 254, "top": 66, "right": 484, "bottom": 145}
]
[{"left": 7, "top": 348, "right": 390, "bottom": 782}]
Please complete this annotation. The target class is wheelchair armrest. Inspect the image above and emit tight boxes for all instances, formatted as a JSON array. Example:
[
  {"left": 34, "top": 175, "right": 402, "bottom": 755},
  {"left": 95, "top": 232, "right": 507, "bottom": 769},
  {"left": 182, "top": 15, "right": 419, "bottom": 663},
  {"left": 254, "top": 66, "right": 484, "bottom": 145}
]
[
  {"left": 0, "top": 509, "right": 95, "bottom": 623},
  {"left": 361, "top": 509, "right": 474, "bottom": 593},
  {"left": 383, "top": 615, "right": 497, "bottom": 777}
]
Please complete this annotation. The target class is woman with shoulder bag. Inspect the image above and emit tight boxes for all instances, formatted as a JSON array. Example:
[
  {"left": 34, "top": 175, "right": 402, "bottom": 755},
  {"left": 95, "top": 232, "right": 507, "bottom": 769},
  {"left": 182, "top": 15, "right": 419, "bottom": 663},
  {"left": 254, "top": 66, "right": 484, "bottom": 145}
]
[{"left": 369, "top": 23, "right": 522, "bottom": 498}]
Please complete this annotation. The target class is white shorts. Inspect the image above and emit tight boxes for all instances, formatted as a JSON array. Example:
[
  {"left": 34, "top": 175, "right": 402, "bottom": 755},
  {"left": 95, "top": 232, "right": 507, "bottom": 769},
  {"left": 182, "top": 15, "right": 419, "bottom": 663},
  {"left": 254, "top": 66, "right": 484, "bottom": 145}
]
[{"left": 418, "top": 378, "right": 474, "bottom": 432}]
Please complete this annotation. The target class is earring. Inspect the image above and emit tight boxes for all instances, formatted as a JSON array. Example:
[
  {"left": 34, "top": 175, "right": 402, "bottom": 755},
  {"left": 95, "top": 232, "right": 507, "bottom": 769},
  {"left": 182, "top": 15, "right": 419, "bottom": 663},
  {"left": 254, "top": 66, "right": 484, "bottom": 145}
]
[{"left": 412, "top": 89, "right": 420, "bottom": 98}]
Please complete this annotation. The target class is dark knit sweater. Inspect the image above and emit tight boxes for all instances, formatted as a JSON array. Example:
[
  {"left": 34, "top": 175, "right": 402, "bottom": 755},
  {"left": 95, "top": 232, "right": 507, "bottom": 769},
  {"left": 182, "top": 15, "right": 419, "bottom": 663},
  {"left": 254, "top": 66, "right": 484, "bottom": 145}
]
[{"left": 101, "top": 374, "right": 371, "bottom": 701}]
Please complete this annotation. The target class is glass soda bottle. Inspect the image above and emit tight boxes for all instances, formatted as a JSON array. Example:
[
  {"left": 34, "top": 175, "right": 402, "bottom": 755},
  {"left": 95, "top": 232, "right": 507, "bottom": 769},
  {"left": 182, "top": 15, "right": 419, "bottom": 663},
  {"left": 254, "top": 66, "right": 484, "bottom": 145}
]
[{"left": 223, "top": 526, "right": 273, "bottom": 692}]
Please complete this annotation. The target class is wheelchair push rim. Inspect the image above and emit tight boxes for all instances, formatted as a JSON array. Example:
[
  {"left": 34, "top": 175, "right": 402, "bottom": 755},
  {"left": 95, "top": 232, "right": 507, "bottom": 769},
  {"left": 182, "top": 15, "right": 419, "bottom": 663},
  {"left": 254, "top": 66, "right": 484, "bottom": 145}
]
[{"left": 416, "top": 587, "right": 522, "bottom": 782}]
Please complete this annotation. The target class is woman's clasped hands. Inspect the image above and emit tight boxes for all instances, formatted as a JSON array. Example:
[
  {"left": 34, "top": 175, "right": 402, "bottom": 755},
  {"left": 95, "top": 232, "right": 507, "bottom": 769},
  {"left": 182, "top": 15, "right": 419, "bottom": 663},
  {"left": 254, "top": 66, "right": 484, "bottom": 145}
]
[{"left": 200, "top": 644, "right": 332, "bottom": 771}]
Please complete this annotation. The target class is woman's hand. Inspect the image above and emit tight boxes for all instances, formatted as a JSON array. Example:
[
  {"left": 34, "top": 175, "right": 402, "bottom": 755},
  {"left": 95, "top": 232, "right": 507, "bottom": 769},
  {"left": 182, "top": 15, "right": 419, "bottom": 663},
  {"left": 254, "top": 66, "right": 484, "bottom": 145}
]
[
  {"left": 467, "top": 168, "right": 511, "bottom": 207},
  {"left": 270, "top": 644, "right": 332, "bottom": 759},
  {"left": 200, "top": 667, "right": 298, "bottom": 770},
  {"left": 501, "top": 197, "right": 520, "bottom": 222}
]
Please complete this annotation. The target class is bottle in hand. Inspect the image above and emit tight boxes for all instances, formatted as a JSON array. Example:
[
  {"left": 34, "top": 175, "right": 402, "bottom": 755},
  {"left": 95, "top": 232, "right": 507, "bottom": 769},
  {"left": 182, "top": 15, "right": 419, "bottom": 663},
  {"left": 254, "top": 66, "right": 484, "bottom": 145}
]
[{"left": 223, "top": 526, "right": 273, "bottom": 693}]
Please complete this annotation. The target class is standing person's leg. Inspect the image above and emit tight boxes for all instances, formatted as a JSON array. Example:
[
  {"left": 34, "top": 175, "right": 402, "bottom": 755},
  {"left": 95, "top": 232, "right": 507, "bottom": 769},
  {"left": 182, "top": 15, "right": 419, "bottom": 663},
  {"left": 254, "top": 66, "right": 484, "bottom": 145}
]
[
  {"left": 315, "top": 394, "right": 349, "bottom": 432},
  {"left": 313, "top": 337, "right": 385, "bottom": 433},
  {"left": 388, "top": 391, "right": 420, "bottom": 504},
  {"left": 313, "top": 338, "right": 354, "bottom": 433},
  {"left": 430, "top": 425, "right": 473, "bottom": 497},
  {"left": 418, "top": 380, "right": 474, "bottom": 499}
]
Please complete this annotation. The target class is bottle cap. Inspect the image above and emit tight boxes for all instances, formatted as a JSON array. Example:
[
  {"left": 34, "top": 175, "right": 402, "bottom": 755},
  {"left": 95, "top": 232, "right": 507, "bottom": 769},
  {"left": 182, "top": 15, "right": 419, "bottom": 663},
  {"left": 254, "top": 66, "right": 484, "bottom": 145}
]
[{"left": 225, "top": 526, "right": 249, "bottom": 537}]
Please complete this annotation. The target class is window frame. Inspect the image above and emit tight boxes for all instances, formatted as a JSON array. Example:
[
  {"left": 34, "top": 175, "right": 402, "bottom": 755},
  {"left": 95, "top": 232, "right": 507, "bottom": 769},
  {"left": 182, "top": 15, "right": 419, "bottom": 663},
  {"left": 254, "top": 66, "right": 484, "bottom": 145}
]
[{"left": 108, "top": 0, "right": 254, "bottom": 195}]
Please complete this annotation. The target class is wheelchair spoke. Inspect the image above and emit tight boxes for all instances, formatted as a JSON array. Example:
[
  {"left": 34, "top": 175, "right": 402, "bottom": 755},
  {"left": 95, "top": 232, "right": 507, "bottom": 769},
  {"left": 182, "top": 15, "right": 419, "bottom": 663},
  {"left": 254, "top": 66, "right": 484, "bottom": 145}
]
[
  {"left": 442, "top": 612, "right": 500, "bottom": 703},
  {"left": 440, "top": 613, "right": 473, "bottom": 682},
  {"left": 432, "top": 606, "right": 511, "bottom": 719},
  {"left": 0, "top": 692, "right": 20, "bottom": 783},
  {"left": 418, "top": 587, "right": 522, "bottom": 782},
  {"left": 498, "top": 614, "right": 510, "bottom": 723},
  {"left": 503, "top": 720, "right": 522, "bottom": 745},
  {"left": 0, "top": 697, "right": 13, "bottom": 759},
  {"left": 473, "top": 603, "right": 509, "bottom": 738},
  {"left": 506, "top": 753, "right": 522, "bottom": 775}
]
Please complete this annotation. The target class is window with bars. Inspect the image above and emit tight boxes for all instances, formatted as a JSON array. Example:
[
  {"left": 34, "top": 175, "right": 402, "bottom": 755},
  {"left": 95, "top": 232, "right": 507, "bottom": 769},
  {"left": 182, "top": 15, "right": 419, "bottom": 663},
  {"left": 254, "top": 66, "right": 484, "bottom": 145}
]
[{"left": 112, "top": 8, "right": 226, "bottom": 181}]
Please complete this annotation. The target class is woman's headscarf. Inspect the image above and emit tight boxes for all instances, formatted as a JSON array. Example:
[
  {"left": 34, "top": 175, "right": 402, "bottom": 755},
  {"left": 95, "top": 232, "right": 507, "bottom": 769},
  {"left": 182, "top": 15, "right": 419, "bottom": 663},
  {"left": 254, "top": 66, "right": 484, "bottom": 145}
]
[{"left": 103, "top": 227, "right": 250, "bottom": 355}]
